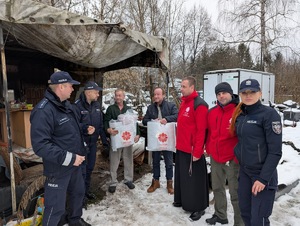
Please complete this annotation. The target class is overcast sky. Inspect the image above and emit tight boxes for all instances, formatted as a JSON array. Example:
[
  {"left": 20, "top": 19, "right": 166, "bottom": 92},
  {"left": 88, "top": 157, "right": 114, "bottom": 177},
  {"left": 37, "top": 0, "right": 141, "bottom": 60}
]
[
  {"left": 183, "top": 0, "right": 300, "bottom": 59},
  {"left": 184, "top": 0, "right": 219, "bottom": 22}
]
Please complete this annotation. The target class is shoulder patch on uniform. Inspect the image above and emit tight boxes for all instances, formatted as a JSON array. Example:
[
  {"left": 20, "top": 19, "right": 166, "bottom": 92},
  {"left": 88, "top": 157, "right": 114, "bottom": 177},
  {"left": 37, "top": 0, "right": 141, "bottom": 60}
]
[
  {"left": 38, "top": 98, "right": 49, "bottom": 109},
  {"left": 272, "top": 121, "right": 282, "bottom": 134}
]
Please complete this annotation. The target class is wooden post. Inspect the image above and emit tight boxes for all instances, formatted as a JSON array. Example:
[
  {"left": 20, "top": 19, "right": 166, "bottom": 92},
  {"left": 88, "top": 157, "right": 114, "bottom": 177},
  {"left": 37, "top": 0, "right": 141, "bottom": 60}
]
[
  {"left": 93, "top": 69, "right": 104, "bottom": 109},
  {"left": 0, "top": 24, "right": 17, "bottom": 213}
]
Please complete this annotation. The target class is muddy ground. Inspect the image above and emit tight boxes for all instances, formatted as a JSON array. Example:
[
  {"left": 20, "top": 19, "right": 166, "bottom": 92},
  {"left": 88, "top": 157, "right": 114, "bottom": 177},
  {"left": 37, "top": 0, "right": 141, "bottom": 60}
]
[{"left": 86, "top": 147, "right": 152, "bottom": 205}]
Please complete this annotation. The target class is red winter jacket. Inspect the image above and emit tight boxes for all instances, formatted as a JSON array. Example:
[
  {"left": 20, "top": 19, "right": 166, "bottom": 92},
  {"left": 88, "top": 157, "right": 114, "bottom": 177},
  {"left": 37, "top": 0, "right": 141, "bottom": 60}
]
[
  {"left": 176, "top": 91, "right": 208, "bottom": 158},
  {"left": 206, "top": 95, "right": 239, "bottom": 163}
]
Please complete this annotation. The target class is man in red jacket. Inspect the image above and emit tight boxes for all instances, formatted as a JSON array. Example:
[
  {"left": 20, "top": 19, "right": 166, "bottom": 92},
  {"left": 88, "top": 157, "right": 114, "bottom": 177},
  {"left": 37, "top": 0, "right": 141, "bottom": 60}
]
[
  {"left": 205, "top": 82, "right": 244, "bottom": 226},
  {"left": 173, "top": 76, "right": 209, "bottom": 221}
]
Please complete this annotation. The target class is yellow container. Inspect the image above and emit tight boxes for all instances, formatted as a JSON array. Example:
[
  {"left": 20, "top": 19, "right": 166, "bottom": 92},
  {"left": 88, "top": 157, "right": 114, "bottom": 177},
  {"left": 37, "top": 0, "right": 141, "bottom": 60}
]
[{"left": 6, "top": 215, "right": 42, "bottom": 226}]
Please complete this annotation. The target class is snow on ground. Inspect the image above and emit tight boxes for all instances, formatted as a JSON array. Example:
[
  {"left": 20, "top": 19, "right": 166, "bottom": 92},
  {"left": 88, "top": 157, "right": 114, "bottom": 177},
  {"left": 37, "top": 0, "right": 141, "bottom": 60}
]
[{"left": 82, "top": 124, "right": 300, "bottom": 225}]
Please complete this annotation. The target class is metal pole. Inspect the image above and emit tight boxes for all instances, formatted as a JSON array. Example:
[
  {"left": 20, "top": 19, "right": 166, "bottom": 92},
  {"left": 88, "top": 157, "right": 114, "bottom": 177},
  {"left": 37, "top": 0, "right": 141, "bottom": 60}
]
[{"left": 0, "top": 24, "right": 17, "bottom": 213}]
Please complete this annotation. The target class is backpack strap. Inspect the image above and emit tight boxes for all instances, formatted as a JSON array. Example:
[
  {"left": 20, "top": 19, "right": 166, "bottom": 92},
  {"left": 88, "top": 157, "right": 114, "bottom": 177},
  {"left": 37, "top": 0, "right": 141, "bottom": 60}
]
[
  {"left": 194, "top": 96, "right": 201, "bottom": 110},
  {"left": 194, "top": 95, "right": 208, "bottom": 110}
]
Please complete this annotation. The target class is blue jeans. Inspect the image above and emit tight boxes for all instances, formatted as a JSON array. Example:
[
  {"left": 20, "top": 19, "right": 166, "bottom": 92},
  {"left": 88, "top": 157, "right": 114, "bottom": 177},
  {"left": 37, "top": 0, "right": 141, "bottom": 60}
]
[{"left": 152, "top": 151, "right": 173, "bottom": 180}]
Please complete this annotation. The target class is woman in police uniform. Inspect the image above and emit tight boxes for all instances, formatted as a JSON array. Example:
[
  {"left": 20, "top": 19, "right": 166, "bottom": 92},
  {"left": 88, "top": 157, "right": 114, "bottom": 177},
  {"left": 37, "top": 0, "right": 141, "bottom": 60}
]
[{"left": 230, "top": 79, "right": 282, "bottom": 226}]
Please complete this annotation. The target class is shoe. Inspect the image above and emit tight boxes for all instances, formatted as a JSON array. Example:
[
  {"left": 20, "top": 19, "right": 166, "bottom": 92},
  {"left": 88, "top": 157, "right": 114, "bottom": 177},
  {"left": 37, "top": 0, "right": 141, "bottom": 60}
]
[
  {"left": 124, "top": 181, "right": 135, "bottom": 189},
  {"left": 147, "top": 179, "right": 160, "bottom": 193},
  {"left": 172, "top": 202, "right": 182, "bottom": 207},
  {"left": 69, "top": 218, "right": 91, "bottom": 226},
  {"left": 205, "top": 214, "right": 229, "bottom": 225},
  {"left": 86, "top": 192, "right": 96, "bottom": 200},
  {"left": 167, "top": 180, "right": 174, "bottom": 194},
  {"left": 189, "top": 210, "right": 205, "bottom": 221},
  {"left": 108, "top": 186, "right": 116, "bottom": 193}
]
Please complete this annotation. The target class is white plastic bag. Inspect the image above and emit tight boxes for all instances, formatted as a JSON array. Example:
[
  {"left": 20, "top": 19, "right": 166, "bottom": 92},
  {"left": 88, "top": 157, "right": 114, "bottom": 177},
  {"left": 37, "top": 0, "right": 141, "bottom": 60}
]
[
  {"left": 146, "top": 121, "right": 176, "bottom": 152},
  {"left": 117, "top": 110, "right": 138, "bottom": 125},
  {"left": 109, "top": 111, "right": 137, "bottom": 151}
]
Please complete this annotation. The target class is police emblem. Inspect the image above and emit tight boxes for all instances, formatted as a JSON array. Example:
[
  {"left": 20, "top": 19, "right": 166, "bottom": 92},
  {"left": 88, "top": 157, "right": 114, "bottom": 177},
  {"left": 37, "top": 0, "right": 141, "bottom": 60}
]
[{"left": 272, "top": 121, "right": 282, "bottom": 134}]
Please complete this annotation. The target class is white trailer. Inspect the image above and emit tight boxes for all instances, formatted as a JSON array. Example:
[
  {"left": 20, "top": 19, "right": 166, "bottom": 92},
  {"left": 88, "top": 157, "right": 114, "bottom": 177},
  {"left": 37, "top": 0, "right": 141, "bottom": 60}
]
[{"left": 203, "top": 68, "right": 275, "bottom": 108}]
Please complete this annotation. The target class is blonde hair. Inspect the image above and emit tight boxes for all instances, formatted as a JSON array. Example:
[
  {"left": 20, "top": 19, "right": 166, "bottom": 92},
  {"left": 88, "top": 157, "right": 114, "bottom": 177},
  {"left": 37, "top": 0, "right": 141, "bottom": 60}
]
[{"left": 229, "top": 102, "right": 243, "bottom": 135}]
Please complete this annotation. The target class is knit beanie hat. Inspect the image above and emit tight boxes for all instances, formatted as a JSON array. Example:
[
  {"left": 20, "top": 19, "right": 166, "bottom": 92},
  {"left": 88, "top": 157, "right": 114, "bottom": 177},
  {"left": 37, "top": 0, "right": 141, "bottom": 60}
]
[{"left": 215, "top": 82, "right": 233, "bottom": 95}]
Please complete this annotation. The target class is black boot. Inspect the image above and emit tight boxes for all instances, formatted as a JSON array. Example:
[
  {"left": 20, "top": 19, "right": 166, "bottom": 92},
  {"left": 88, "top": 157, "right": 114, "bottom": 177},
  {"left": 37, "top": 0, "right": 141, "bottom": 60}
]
[
  {"left": 172, "top": 202, "right": 182, "bottom": 207},
  {"left": 189, "top": 210, "right": 205, "bottom": 221},
  {"left": 69, "top": 218, "right": 91, "bottom": 226},
  {"left": 206, "top": 214, "right": 228, "bottom": 225},
  {"left": 86, "top": 192, "right": 96, "bottom": 200}
]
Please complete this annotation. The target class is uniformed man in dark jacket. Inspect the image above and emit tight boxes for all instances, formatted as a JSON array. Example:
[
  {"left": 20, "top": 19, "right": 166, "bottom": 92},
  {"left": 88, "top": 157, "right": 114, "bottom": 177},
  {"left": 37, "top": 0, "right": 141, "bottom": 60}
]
[
  {"left": 30, "top": 71, "right": 91, "bottom": 226},
  {"left": 74, "top": 81, "right": 108, "bottom": 202}
]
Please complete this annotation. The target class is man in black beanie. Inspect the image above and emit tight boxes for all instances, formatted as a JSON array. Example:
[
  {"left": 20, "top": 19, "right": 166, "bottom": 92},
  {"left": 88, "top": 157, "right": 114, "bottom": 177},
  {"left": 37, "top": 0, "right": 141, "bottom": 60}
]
[
  {"left": 214, "top": 82, "right": 233, "bottom": 97},
  {"left": 206, "top": 82, "right": 244, "bottom": 225}
]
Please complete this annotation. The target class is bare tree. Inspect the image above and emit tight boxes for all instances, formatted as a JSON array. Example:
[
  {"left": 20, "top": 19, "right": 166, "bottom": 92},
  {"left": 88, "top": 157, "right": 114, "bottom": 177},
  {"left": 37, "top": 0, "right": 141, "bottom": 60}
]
[
  {"left": 125, "top": 0, "right": 149, "bottom": 33},
  {"left": 163, "top": 0, "right": 185, "bottom": 71},
  {"left": 218, "top": 0, "right": 299, "bottom": 71},
  {"left": 89, "top": 0, "right": 125, "bottom": 22},
  {"left": 176, "top": 5, "right": 213, "bottom": 76}
]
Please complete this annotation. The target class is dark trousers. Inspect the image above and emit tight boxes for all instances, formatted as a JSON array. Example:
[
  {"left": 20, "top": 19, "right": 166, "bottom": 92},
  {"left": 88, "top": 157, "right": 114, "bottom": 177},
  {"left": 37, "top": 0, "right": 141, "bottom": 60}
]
[
  {"left": 152, "top": 150, "right": 173, "bottom": 180},
  {"left": 174, "top": 150, "right": 209, "bottom": 212},
  {"left": 43, "top": 167, "right": 85, "bottom": 226},
  {"left": 85, "top": 142, "right": 97, "bottom": 194},
  {"left": 238, "top": 167, "right": 277, "bottom": 226}
]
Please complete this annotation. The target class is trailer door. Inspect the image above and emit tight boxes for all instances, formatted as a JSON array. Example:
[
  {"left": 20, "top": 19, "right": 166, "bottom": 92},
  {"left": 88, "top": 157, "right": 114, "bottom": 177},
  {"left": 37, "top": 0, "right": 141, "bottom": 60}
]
[
  {"left": 261, "top": 74, "right": 271, "bottom": 105},
  {"left": 204, "top": 73, "right": 221, "bottom": 108},
  {"left": 221, "top": 72, "right": 239, "bottom": 95}
]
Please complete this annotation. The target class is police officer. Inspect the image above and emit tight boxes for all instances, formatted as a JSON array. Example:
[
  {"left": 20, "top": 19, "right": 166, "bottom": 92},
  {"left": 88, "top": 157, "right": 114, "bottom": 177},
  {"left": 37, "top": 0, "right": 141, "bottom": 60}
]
[
  {"left": 230, "top": 79, "right": 282, "bottom": 226},
  {"left": 74, "top": 81, "right": 108, "bottom": 203},
  {"left": 30, "top": 71, "right": 91, "bottom": 226}
]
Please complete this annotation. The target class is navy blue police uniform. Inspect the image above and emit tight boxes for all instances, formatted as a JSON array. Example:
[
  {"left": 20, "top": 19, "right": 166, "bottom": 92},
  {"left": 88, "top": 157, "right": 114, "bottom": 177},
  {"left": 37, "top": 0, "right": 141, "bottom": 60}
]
[
  {"left": 30, "top": 88, "right": 87, "bottom": 226},
  {"left": 74, "top": 92, "right": 108, "bottom": 197},
  {"left": 234, "top": 101, "right": 282, "bottom": 226}
]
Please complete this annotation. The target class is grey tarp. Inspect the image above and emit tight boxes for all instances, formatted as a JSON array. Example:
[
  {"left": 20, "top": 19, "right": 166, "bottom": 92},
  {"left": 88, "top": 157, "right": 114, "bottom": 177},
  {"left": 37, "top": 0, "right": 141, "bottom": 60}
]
[{"left": 0, "top": 0, "right": 169, "bottom": 70}]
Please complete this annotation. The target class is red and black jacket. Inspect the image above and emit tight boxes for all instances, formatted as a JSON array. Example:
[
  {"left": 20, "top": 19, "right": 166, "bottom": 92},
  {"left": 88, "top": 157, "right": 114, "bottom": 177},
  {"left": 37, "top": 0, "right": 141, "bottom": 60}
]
[
  {"left": 206, "top": 95, "right": 239, "bottom": 163},
  {"left": 176, "top": 91, "right": 208, "bottom": 158}
]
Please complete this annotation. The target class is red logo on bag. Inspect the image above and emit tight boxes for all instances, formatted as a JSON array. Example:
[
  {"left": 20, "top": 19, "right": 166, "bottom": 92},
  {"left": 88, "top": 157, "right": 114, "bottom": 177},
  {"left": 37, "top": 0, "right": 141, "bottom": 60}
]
[
  {"left": 122, "top": 131, "right": 131, "bottom": 141},
  {"left": 158, "top": 133, "right": 168, "bottom": 143}
]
